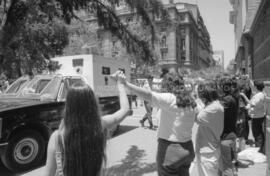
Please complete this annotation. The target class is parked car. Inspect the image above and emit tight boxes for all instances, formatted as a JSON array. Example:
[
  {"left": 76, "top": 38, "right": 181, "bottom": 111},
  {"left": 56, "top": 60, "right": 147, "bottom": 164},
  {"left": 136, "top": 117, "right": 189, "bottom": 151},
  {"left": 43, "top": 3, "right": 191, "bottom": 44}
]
[{"left": 0, "top": 74, "right": 121, "bottom": 172}]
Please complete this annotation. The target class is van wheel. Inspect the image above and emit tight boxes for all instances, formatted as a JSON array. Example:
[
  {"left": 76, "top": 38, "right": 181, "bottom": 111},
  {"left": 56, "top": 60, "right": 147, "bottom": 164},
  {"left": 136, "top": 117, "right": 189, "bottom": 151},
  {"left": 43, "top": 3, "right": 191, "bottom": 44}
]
[{"left": 1, "top": 130, "right": 46, "bottom": 172}]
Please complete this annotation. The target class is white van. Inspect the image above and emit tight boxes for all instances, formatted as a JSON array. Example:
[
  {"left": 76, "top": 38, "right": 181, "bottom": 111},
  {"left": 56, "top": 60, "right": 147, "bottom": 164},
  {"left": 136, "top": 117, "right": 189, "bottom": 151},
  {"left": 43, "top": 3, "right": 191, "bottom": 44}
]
[{"left": 51, "top": 54, "right": 131, "bottom": 97}]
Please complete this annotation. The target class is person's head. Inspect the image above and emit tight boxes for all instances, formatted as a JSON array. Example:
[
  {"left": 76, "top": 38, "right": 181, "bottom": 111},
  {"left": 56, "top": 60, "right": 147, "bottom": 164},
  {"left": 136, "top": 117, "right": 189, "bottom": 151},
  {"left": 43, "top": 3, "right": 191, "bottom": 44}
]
[
  {"left": 161, "top": 73, "right": 196, "bottom": 108},
  {"left": 254, "top": 80, "right": 264, "bottom": 92},
  {"left": 63, "top": 84, "right": 106, "bottom": 176},
  {"left": 198, "top": 80, "right": 219, "bottom": 105},
  {"left": 220, "top": 77, "right": 233, "bottom": 95}
]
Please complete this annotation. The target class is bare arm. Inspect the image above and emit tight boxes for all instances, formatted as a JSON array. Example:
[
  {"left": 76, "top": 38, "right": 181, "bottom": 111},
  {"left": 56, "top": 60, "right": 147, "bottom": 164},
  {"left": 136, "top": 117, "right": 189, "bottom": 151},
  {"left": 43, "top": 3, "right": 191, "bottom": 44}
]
[
  {"left": 43, "top": 131, "right": 57, "bottom": 176},
  {"left": 125, "top": 82, "right": 152, "bottom": 102},
  {"left": 102, "top": 82, "right": 129, "bottom": 130},
  {"left": 240, "top": 93, "right": 250, "bottom": 104}
]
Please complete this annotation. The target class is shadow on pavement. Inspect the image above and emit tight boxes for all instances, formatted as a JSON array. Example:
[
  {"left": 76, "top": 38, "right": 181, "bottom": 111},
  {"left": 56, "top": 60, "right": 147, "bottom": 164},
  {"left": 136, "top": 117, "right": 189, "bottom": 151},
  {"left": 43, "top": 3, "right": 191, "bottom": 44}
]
[
  {"left": 113, "top": 125, "right": 139, "bottom": 138},
  {"left": 104, "top": 145, "right": 156, "bottom": 176}
]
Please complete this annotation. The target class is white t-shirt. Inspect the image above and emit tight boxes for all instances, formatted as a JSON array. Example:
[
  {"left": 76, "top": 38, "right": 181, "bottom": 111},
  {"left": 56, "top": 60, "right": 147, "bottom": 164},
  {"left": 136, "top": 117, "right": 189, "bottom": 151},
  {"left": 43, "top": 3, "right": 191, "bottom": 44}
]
[
  {"left": 195, "top": 100, "right": 224, "bottom": 154},
  {"left": 151, "top": 92, "right": 196, "bottom": 142},
  {"left": 249, "top": 92, "right": 266, "bottom": 118}
]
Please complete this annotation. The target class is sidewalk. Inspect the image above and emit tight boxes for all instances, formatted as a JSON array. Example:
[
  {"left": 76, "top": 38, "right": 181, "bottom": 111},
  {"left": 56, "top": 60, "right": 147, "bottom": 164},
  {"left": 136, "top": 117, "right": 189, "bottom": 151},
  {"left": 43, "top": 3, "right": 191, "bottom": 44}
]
[{"left": 23, "top": 105, "right": 267, "bottom": 176}]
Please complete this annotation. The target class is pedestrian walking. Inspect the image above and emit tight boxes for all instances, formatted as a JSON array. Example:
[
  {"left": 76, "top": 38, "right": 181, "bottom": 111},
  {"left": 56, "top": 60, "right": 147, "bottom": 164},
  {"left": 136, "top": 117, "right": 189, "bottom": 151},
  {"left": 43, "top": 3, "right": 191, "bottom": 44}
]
[
  {"left": 43, "top": 71, "right": 129, "bottom": 176},
  {"left": 118, "top": 72, "right": 196, "bottom": 176},
  {"left": 140, "top": 80, "right": 153, "bottom": 129},
  {"left": 193, "top": 80, "right": 224, "bottom": 176}
]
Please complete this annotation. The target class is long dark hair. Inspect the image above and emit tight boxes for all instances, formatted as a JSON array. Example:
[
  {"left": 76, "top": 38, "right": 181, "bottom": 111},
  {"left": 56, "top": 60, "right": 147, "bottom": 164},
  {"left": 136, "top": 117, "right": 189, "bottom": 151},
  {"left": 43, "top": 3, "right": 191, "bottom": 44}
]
[{"left": 62, "top": 85, "right": 106, "bottom": 176}]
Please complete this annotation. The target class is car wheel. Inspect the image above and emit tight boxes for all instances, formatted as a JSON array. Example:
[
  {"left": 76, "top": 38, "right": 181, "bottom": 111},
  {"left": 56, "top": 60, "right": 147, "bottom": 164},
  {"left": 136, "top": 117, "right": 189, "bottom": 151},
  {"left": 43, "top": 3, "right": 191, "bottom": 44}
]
[{"left": 1, "top": 130, "right": 46, "bottom": 172}]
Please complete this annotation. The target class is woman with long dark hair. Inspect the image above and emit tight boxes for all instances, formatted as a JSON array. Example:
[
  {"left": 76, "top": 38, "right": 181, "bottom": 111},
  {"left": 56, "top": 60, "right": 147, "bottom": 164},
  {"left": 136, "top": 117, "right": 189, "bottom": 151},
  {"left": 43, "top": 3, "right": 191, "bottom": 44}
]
[
  {"left": 118, "top": 72, "right": 197, "bottom": 176},
  {"left": 44, "top": 71, "right": 129, "bottom": 176}
]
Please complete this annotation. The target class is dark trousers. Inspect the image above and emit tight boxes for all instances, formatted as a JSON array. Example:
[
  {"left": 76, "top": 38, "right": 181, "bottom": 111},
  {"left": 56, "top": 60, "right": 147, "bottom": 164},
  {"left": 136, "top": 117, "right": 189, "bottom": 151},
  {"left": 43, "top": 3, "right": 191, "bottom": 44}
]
[
  {"left": 141, "top": 101, "right": 153, "bottom": 127},
  {"left": 157, "top": 139, "right": 195, "bottom": 176},
  {"left": 252, "top": 117, "right": 265, "bottom": 154}
]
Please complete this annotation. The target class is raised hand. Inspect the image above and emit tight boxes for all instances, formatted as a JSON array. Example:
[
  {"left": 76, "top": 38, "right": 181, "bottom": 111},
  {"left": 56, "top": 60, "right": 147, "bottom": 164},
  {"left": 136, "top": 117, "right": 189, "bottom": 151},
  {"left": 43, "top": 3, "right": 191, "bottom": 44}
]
[
  {"left": 110, "top": 70, "right": 121, "bottom": 82},
  {"left": 117, "top": 71, "right": 127, "bottom": 85}
]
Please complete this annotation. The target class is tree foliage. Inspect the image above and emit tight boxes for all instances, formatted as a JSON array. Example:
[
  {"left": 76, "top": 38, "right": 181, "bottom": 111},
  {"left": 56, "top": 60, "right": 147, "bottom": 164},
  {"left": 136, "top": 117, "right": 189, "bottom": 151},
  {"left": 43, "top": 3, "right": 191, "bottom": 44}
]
[{"left": 0, "top": 0, "right": 168, "bottom": 80}]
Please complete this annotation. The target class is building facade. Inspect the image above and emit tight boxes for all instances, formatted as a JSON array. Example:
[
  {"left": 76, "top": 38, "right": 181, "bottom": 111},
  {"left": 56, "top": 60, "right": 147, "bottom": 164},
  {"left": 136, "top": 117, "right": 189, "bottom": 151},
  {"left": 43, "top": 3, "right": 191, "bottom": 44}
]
[
  {"left": 229, "top": 0, "right": 267, "bottom": 79},
  {"left": 82, "top": 0, "right": 213, "bottom": 76},
  {"left": 213, "top": 50, "right": 225, "bottom": 69}
]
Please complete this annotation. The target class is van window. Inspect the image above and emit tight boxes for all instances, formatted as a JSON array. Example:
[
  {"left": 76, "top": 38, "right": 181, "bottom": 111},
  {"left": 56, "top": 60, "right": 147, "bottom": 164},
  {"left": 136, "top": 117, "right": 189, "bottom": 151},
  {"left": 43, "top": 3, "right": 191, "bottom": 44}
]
[
  {"left": 102, "top": 67, "right": 110, "bottom": 75},
  {"left": 72, "top": 58, "right": 84, "bottom": 67}
]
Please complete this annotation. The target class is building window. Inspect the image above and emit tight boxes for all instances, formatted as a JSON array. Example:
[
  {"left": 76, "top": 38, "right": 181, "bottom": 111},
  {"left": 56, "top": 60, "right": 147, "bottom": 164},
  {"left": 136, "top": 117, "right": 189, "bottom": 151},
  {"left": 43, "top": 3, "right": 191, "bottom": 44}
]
[
  {"left": 160, "top": 35, "right": 167, "bottom": 48},
  {"left": 181, "top": 52, "right": 186, "bottom": 61},
  {"left": 161, "top": 51, "right": 167, "bottom": 60},
  {"left": 180, "top": 14, "right": 185, "bottom": 21},
  {"left": 181, "top": 39, "right": 186, "bottom": 51},
  {"left": 112, "top": 40, "right": 118, "bottom": 57}
]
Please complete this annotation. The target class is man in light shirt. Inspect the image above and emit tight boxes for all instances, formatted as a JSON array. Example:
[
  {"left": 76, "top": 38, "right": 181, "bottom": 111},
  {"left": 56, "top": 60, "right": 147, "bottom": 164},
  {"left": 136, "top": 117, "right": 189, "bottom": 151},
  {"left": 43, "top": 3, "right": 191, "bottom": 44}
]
[
  {"left": 249, "top": 81, "right": 266, "bottom": 154},
  {"left": 241, "top": 80, "right": 266, "bottom": 154}
]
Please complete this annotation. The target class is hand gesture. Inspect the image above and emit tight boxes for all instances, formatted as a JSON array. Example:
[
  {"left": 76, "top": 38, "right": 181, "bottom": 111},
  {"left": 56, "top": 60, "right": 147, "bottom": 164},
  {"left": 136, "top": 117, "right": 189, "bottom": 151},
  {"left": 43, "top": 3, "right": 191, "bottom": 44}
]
[
  {"left": 110, "top": 70, "right": 121, "bottom": 82},
  {"left": 117, "top": 71, "right": 127, "bottom": 85}
]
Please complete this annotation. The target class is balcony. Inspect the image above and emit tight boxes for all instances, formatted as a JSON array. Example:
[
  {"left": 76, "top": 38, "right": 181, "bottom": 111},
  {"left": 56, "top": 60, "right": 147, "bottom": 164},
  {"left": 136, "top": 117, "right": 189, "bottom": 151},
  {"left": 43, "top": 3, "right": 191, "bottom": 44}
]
[
  {"left": 160, "top": 44, "right": 168, "bottom": 52},
  {"left": 158, "top": 59, "right": 177, "bottom": 65}
]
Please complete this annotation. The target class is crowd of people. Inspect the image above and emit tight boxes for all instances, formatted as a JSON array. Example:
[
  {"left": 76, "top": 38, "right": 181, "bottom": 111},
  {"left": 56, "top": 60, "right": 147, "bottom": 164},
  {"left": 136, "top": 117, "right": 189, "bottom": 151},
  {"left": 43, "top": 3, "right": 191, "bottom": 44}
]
[{"left": 41, "top": 70, "right": 267, "bottom": 176}]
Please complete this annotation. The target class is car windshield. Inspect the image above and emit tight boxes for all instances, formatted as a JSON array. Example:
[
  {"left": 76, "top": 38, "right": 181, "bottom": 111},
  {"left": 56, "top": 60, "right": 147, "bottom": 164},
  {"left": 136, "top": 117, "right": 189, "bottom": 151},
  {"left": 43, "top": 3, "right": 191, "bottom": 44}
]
[
  {"left": 17, "top": 75, "right": 62, "bottom": 100},
  {"left": 5, "top": 77, "right": 29, "bottom": 94}
]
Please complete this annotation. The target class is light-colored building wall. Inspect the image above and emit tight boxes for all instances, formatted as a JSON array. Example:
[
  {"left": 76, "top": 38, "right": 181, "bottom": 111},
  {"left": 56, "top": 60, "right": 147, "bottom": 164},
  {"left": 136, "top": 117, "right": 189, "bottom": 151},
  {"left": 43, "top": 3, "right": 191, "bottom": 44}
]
[{"left": 72, "top": 1, "right": 213, "bottom": 76}]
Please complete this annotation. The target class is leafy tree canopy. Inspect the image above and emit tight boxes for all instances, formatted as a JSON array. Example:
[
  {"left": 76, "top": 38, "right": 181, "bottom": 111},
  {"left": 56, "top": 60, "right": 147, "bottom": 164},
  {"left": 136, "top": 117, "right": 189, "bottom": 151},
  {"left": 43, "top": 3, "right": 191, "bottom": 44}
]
[{"left": 0, "top": 0, "right": 168, "bottom": 80}]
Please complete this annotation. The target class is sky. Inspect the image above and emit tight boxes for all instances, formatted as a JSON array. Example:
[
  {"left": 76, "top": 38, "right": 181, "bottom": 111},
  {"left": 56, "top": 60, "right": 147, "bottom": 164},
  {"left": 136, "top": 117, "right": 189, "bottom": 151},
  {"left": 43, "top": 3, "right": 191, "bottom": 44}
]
[{"left": 196, "top": 0, "right": 235, "bottom": 68}]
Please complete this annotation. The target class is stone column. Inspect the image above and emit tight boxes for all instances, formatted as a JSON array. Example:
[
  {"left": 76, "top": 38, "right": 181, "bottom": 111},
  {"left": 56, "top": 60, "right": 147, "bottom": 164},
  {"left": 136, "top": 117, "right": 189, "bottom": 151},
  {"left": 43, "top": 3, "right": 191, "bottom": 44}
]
[{"left": 185, "top": 27, "right": 190, "bottom": 66}]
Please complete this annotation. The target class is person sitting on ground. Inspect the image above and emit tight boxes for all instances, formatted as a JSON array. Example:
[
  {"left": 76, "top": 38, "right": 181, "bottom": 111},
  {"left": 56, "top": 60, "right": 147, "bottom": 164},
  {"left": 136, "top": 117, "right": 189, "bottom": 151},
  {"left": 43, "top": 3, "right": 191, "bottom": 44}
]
[
  {"left": 43, "top": 71, "right": 129, "bottom": 176},
  {"left": 118, "top": 72, "right": 197, "bottom": 176}
]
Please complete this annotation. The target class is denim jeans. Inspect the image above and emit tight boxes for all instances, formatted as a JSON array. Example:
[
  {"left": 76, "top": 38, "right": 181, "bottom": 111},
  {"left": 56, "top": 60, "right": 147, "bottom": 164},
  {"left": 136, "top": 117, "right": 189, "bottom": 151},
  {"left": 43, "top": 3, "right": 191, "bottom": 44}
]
[{"left": 156, "top": 138, "right": 195, "bottom": 176}]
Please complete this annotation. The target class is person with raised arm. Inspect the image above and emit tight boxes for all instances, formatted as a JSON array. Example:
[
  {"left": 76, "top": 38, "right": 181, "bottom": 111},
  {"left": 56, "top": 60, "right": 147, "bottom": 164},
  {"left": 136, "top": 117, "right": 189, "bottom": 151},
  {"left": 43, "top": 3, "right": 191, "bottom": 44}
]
[
  {"left": 43, "top": 71, "right": 129, "bottom": 176},
  {"left": 118, "top": 72, "right": 196, "bottom": 176}
]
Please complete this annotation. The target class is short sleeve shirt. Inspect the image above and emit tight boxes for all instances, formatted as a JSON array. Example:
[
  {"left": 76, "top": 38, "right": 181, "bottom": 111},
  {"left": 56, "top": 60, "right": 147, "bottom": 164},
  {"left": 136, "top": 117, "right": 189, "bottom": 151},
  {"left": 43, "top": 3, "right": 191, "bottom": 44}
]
[
  {"left": 195, "top": 100, "right": 224, "bottom": 154},
  {"left": 151, "top": 92, "right": 196, "bottom": 142},
  {"left": 250, "top": 92, "right": 266, "bottom": 118}
]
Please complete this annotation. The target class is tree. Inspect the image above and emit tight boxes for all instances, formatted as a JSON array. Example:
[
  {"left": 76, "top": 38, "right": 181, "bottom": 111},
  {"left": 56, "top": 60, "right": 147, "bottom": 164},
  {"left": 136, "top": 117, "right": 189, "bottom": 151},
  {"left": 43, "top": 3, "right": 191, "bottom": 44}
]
[
  {"left": 0, "top": 0, "right": 168, "bottom": 79},
  {"left": 0, "top": 1, "right": 69, "bottom": 79}
]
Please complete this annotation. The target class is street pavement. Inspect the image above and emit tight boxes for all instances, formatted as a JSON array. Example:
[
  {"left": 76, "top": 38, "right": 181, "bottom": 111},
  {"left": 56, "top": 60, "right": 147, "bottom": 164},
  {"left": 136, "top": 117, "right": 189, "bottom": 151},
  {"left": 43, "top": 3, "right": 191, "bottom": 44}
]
[{"left": 0, "top": 102, "right": 267, "bottom": 176}]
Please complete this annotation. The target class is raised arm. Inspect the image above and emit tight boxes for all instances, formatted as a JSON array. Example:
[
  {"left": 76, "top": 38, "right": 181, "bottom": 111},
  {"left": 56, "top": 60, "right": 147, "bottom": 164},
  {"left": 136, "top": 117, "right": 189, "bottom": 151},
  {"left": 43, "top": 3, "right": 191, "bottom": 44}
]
[
  {"left": 125, "top": 82, "right": 152, "bottom": 102},
  {"left": 102, "top": 75, "right": 130, "bottom": 130},
  {"left": 239, "top": 92, "right": 251, "bottom": 104}
]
